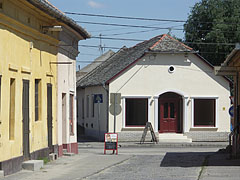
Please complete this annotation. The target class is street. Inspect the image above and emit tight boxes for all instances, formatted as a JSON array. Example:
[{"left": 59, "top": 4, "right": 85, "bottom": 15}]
[{"left": 1, "top": 142, "right": 240, "bottom": 180}]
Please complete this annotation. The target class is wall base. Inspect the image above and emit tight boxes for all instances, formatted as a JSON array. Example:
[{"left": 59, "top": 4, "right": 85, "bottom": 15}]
[
  {"left": 58, "top": 145, "right": 63, "bottom": 157},
  {"left": 0, "top": 156, "right": 23, "bottom": 176},
  {"left": 0, "top": 147, "right": 51, "bottom": 176},
  {"left": 63, "top": 142, "right": 78, "bottom": 154}
]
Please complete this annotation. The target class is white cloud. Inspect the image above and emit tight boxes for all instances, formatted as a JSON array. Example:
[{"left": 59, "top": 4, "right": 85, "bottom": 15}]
[{"left": 88, "top": 1, "right": 104, "bottom": 8}]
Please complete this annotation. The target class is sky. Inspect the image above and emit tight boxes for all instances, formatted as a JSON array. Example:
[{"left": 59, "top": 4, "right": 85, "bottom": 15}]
[{"left": 48, "top": 0, "right": 200, "bottom": 69}]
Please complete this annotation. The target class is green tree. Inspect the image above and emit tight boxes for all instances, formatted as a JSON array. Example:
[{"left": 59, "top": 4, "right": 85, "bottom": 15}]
[{"left": 184, "top": 0, "right": 240, "bottom": 65}]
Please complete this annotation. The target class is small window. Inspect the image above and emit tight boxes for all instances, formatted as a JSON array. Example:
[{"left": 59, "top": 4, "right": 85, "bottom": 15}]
[
  {"left": 35, "top": 79, "right": 41, "bottom": 121},
  {"left": 92, "top": 95, "right": 95, "bottom": 117},
  {"left": 82, "top": 98, "right": 84, "bottom": 119},
  {"left": 86, "top": 95, "right": 89, "bottom": 118},
  {"left": 170, "top": 103, "right": 175, "bottom": 118},
  {"left": 126, "top": 98, "right": 148, "bottom": 126},
  {"left": 168, "top": 65, "right": 175, "bottom": 73},
  {"left": 194, "top": 99, "right": 215, "bottom": 126},
  {"left": 164, "top": 103, "right": 168, "bottom": 118}
]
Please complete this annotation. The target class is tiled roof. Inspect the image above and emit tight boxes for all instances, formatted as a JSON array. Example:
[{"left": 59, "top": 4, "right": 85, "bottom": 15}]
[
  {"left": 150, "top": 34, "right": 193, "bottom": 52},
  {"left": 76, "top": 50, "right": 115, "bottom": 81},
  {"left": 77, "top": 34, "right": 194, "bottom": 87}
]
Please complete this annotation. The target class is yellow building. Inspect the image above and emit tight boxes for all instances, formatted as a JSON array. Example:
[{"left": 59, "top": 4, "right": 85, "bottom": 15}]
[{"left": 0, "top": 0, "right": 89, "bottom": 175}]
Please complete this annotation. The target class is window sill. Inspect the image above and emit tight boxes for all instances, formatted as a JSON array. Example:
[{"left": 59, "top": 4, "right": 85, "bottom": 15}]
[
  {"left": 190, "top": 127, "right": 218, "bottom": 131},
  {"left": 121, "top": 127, "right": 145, "bottom": 131}
]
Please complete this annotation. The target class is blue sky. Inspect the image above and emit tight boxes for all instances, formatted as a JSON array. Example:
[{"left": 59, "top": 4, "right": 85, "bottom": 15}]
[{"left": 48, "top": 0, "right": 200, "bottom": 69}]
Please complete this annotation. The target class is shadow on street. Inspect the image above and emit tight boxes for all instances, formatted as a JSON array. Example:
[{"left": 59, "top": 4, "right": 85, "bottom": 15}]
[{"left": 160, "top": 151, "right": 240, "bottom": 167}]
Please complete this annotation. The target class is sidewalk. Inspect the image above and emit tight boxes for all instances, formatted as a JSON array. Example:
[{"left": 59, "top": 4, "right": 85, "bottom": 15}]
[
  {"left": 78, "top": 140, "right": 229, "bottom": 148},
  {"left": 1, "top": 140, "right": 238, "bottom": 180}
]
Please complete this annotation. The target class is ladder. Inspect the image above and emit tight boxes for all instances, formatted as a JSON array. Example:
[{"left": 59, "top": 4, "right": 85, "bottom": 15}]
[{"left": 140, "top": 122, "right": 158, "bottom": 144}]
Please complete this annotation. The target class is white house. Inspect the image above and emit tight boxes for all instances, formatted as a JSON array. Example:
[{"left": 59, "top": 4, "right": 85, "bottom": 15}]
[
  {"left": 54, "top": 10, "right": 90, "bottom": 155},
  {"left": 77, "top": 34, "right": 231, "bottom": 142}
]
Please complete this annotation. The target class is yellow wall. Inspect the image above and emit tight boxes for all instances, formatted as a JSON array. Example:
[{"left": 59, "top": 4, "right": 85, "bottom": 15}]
[{"left": 0, "top": 0, "right": 58, "bottom": 162}]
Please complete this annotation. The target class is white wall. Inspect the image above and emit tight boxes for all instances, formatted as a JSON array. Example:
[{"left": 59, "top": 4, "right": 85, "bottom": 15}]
[
  {"left": 77, "top": 85, "right": 108, "bottom": 141},
  {"left": 57, "top": 28, "right": 79, "bottom": 146},
  {"left": 108, "top": 53, "right": 230, "bottom": 134}
]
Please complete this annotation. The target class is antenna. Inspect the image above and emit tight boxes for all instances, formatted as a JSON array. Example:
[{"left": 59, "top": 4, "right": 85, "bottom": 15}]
[{"left": 99, "top": 34, "right": 105, "bottom": 55}]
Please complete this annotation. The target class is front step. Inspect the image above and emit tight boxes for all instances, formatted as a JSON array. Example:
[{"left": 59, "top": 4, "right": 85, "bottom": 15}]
[
  {"left": 158, "top": 133, "right": 192, "bottom": 143},
  {"left": 22, "top": 160, "right": 44, "bottom": 171},
  {"left": 0, "top": 170, "right": 4, "bottom": 177}
]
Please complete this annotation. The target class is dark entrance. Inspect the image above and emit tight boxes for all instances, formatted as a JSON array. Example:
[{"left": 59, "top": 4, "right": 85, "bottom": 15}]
[
  {"left": 47, "top": 83, "right": 53, "bottom": 153},
  {"left": 159, "top": 92, "right": 182, "bottom": 133},
  {"left": 22, "top": 80, "right": 30, "bottom": 160}
]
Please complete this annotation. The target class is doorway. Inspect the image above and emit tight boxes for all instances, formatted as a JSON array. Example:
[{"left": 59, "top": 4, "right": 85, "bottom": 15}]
[
  {"left": 22, "top": 80, "right": 30, "bottom": 160},
  {"left": 159, "top": 92, "right": 182, "bottom": 133},
  {"left": 62, "top": 93, "right": 66, "bottom": 143},
  {"left": 47, "top": 84, "right": 53, "bottom": 153}
]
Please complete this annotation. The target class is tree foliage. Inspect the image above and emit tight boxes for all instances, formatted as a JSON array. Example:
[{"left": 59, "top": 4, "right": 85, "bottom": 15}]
[{"left": 184, "top": 0, "right": 240, "bottom": 65}]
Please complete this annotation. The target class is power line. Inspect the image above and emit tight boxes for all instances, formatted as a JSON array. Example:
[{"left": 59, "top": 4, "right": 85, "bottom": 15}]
[
  {"left": 67, "top": 12, "right": 240, "bottom": 25},
  {"left": 78, "top": 45, "right": 231, "bottom": 55},
  {"left": 101, "top": 25, "right": 183, "bottom": 37},
  {"left": 66, "top": 12, "right": 186, "bottom": 23},
  {"left": 76, "top": 20, "right": 184, "bottom": 30},
  {"left": 76, "top": 20, "right": 238, "bottom": 34},
  {"left": 90, "top": 36, "right": 236, "bottom": 46},
  {"left": 89, "top": 22, "right": 178, "bottom": 33},
  {"left": 79, "top": 53, "right": 100, "bottom": 56},
  {"left": 79, "top": 44, "right": 120, "bottom": 49}
]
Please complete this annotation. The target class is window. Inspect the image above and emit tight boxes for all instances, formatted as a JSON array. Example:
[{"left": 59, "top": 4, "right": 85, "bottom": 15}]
[
  {"left": 92, "top": 95, "right": 95, "bottom": 117},
  {"left": 69, "top": 94, "right": 74, "bottom": 135},
  {"left": 9, "top": 78, "right": 16, "bottom": 140},
  {"left": 194, "top": 99, "right": 215, "bottom": 126},
  {"left": 35, "top": 79, "right": 41, "bottom": 121},
  {"left": 86, "top": 95, "right": 89, "bottom": 118},
  {"left": 82, "top": 98, "right": 84, "bottom": 119},
  {"left": 126, "top": 98, "right": 148, "bottom": 126}
]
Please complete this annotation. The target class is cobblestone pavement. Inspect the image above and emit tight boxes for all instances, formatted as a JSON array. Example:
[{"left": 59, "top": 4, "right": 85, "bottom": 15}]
[{"left": 1, "top": 142, "right": 240, "bottom": 180}]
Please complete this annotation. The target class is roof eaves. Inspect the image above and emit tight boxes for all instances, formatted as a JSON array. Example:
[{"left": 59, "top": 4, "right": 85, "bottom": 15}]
[
  {"left": 77, "top": 47, "right": 126, "bottom": 88},
  {"left": 223, "top": 48, "right": 240, "bottom": 66},
  {"left": 27, "top": 0, "right": 91, "bottom": 39}
]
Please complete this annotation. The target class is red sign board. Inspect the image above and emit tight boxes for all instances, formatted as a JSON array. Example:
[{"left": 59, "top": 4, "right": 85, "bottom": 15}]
[{"left": 104, "top": 133, "right": 118, "bottom": 155}]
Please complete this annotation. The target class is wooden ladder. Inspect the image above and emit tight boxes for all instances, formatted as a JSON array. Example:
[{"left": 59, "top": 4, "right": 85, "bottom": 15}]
[{"left": 140, "top": 122, "right": 158, "bottom": 144}]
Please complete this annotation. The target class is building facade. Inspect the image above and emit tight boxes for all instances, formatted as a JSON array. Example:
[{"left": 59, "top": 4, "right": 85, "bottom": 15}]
[
  {"left": 77, "top": 34, "right": 231, "bottom": 142},
  {"left": 0, "top": 0, "right": 90, "bottom": 175},
  {"left": 57, "top": 26, "right": 90, "bottom": 156}
]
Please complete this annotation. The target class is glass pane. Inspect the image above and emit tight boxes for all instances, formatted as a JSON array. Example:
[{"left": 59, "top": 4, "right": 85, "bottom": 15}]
[
  {"left": 194, "top": 99, "right": 215, "bottom": 126},
  {"left": 164, "top": 103, "right": 168, "bottom": 118},
  {"left": 170, "top": 103, "right": 175, "bottom": 118},
  {"left": 126, "top": 98, "right": 148, "bottom": 126}
]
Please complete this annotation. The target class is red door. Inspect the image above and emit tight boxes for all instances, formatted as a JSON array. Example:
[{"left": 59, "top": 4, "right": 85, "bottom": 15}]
[{"left": 159, "top": 99, "right": 178, "bottom": 133}]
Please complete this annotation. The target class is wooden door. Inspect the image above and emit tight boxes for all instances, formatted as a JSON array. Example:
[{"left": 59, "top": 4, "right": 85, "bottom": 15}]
[
  {"left": 159, "top": 99, "right": 178, "bottom": 133},
  {"left": 47, "top": 84, "right": 53, "bottom": 153},
  {"left": 22, "top": 80, "right": 30, "bottom": 160}
]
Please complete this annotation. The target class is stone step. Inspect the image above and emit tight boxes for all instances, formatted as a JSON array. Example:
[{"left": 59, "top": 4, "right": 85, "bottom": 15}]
[
  {"left": 0, "top": 170, "right": 4, "bottom": 177},
  {"left": 63, "top": 152, "right": 75, "bottom": 156},
  {"left": 22, "top": 160, "right": 44, "bottom": 171},
  {"left": 159, "top": 133, "right": 192, "bottom": 143}
]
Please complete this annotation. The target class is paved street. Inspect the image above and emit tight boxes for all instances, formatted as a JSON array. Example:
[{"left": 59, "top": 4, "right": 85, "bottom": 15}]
[{"left": 1, "top": 142, "right": 240, "bottom": 180}]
